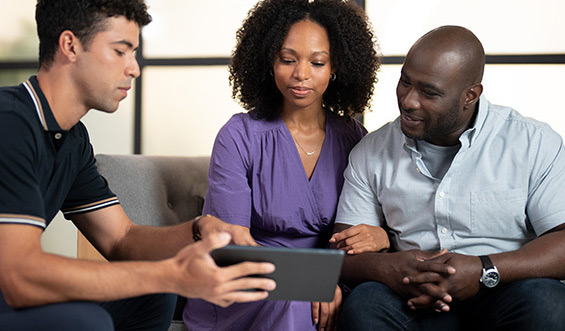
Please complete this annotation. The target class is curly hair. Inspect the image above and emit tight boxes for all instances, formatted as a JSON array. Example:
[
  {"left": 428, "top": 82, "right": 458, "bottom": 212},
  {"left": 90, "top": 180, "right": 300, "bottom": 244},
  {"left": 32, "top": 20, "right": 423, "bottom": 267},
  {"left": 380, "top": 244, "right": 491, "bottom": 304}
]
[
  {"left": 36, "top": 0, "right": 152, "bottom": 69},
  {"left": 230, "top": 0, "right": 380, "bottom": 120}
]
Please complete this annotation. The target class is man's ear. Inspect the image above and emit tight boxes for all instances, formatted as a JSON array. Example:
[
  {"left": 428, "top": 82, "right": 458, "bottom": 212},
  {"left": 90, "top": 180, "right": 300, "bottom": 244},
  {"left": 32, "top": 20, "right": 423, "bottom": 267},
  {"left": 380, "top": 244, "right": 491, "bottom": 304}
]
[
  {"left": 58, "top": 30, "right": 82, "bottom": 63},
  {"left": 464, "top": 83, "right": 483, "bottom": 107}
]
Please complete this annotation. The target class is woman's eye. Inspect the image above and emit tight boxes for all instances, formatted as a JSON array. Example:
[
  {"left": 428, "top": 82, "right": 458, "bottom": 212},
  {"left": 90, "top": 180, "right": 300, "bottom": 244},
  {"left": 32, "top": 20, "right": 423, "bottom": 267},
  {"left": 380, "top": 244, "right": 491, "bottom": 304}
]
[
  {"left": 312, "top": 62, "right": 325, "bottom": 67},
  {"left": 115, "top": 50, "right": 125, "bottom": 56}
]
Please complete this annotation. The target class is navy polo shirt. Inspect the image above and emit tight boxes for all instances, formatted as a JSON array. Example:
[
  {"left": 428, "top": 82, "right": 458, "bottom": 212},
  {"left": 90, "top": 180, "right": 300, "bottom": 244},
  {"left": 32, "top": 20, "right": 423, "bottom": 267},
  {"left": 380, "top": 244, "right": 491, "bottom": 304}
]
[{"left": 0, "top": 76, "right": 119, "bottom": 229}]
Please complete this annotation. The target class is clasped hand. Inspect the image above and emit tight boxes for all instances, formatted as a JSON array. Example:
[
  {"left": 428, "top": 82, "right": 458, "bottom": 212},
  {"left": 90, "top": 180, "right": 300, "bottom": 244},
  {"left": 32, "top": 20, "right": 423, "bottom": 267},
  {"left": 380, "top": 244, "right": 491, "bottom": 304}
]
[{"left": 400, "top": 251, "right": 482, "bottom": 312}]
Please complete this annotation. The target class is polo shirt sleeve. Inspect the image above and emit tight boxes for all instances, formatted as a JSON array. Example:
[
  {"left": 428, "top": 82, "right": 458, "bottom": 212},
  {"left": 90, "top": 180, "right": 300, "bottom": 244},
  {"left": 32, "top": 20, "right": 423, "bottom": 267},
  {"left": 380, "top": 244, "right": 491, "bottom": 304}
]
[
  {"left": 0, "top": 111, "right": 47, "bottom": 228},
  {"left": 335, "top": 134, "right": 384, "bottom": 227},
  {"left": 60, "top": 123, "right": 118, "bottom": 219}
]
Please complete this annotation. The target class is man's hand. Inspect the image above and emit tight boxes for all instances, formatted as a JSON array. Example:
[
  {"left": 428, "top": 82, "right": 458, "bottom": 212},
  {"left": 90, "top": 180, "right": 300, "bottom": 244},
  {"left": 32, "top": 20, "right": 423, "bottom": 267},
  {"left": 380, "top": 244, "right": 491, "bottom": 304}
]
[
  {"left": 378, "top": 250, "right": 454, "bottom": 308},
  {"left": 171, "top": 232, "right": 276, "bottom": 307},
  {"left": 329, "top": 224, "right": 389, "bottom": 254},
  {"left": 197, "top": 215, "right": 258, "bottom": 246},
  {"left": 311, "top": 285, "right": 342, "bottom": 331},
  {"left": 403, "top": 252, "right": 481, "bottom": 311}
]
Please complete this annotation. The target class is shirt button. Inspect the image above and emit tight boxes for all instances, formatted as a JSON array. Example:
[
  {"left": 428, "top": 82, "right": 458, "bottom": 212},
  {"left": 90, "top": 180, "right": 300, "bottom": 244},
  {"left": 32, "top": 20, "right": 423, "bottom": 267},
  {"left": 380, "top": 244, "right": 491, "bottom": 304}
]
[
  {"left": 439, "top": 191, "right": 446, "bottom": 198},
  {"left": 54, "top": 133, "right": 62, "bottom": 140},
  {"left": 441, "top": 227, "right": 447, "bottom": 234}
]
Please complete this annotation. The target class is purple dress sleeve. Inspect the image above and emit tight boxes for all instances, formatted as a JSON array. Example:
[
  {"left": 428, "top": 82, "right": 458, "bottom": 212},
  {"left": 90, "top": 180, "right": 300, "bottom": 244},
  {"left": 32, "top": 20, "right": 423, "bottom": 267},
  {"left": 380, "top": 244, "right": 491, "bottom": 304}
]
[{"left": 202, "top": 114, "right": 253, "bottom": 227}]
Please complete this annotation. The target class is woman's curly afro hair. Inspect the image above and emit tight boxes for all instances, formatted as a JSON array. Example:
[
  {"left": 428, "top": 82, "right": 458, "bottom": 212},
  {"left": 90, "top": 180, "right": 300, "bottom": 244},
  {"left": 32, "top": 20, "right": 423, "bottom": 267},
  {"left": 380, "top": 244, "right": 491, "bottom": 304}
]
[{"left": 230, "top": 0, "right": 380, "bottom": 121}]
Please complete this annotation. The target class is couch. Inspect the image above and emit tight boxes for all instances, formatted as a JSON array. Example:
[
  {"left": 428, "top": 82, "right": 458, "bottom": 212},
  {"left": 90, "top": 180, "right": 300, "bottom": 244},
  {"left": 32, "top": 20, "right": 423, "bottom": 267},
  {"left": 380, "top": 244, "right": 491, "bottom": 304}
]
[{"left": 79, "top": 154, "right": 210, "bottom": 331}]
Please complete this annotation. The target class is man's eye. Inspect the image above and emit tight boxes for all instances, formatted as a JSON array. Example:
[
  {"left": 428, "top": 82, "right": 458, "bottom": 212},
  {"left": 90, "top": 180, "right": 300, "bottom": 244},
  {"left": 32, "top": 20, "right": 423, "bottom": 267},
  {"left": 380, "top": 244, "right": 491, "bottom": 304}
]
[
  {"left": 115, "top": 50, "right": 125, "bottom": 56},
  {"left": 422, "top": 91, "right": 439, "bottom": 98}
]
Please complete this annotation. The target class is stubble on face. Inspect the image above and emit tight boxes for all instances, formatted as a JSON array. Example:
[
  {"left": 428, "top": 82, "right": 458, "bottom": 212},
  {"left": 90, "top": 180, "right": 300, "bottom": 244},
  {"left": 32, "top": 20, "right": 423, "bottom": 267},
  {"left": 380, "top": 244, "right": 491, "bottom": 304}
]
[{"left": 401, "top": 97, "right": 462, "bottom": 144}]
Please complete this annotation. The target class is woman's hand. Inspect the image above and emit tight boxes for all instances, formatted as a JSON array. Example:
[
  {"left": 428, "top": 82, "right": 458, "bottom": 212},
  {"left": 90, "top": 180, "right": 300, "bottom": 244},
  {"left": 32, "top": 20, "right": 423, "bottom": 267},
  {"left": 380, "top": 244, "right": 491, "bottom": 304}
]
[
  {"left": 329, "top": 224, "right": 389, "bottom": 254},
  {"left": 311, "top": 285, "right": 342, "bottom": 331},
  {"left": 197, "top": 214, "right": 258, "bottom": 246}
]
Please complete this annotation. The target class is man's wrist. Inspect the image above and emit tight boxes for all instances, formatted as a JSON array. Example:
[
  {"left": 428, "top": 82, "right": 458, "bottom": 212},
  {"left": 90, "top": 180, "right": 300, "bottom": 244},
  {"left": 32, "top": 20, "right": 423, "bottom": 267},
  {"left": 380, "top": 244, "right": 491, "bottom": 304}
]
[
  {"left": 479, "top": 255, "right": 500, "bottom": 288},
  {"left": 192, "top": 216, "right": 203, "bottom": 242}
]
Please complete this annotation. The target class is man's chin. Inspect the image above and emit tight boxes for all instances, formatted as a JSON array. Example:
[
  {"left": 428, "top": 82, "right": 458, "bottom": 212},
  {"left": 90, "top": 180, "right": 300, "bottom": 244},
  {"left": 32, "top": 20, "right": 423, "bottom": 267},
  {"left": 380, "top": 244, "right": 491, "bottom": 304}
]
[{"left": 400, "top": 126, "right": 422, "bottom": 141}]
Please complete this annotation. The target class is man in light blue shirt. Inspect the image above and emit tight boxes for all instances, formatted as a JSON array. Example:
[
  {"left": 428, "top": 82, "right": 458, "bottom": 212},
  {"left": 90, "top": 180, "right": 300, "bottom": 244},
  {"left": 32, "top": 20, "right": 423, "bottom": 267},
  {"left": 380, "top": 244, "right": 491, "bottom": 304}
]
[{"left": 332, "top": 25, "right": 565, "bottom": 330}]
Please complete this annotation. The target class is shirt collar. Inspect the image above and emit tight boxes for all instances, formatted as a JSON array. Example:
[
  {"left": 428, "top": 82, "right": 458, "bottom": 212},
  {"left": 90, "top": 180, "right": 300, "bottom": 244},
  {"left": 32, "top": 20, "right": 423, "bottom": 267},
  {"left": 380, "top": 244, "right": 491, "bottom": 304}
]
[
  {"left": 23, "top": 76, "right": 64, "bottom": 132},
  {"left": 459, "top": 94, "right": 489, "bottom": 148}
]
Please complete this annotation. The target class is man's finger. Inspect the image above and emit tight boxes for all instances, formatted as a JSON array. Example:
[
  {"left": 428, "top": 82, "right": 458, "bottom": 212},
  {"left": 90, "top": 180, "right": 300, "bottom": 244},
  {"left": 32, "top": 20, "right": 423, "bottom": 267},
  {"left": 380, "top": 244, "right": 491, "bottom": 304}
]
[{"left": 213, "top": 275, "right": 276, "bottom": 294}]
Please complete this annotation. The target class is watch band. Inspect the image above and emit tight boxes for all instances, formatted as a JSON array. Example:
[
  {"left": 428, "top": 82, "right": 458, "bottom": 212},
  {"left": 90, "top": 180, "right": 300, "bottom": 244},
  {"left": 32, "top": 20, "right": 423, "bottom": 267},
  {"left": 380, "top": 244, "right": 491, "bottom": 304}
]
[
  {"left": 192, "top": 215, "right": 203, "bottom": 242},
  {"left": 479, "top": 255, "right": 494, "bottom": 270}
]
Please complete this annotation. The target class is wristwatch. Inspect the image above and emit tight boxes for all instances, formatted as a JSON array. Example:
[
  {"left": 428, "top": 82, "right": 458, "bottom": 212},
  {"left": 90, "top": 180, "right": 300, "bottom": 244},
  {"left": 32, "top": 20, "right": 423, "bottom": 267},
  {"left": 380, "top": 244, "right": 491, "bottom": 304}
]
[{"left": 479, "top": 255, "right": 500, "bottom": 288}]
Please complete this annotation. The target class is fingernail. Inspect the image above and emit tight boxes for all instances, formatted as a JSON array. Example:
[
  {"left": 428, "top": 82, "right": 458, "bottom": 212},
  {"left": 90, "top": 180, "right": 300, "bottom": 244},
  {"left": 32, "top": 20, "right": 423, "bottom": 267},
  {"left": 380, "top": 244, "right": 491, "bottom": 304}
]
[
  {"left": 265, "top": 263, "right": 275, "bottom": 273},
  {"left": 217, "top": 232, "right": 230, "bottom": 241}
]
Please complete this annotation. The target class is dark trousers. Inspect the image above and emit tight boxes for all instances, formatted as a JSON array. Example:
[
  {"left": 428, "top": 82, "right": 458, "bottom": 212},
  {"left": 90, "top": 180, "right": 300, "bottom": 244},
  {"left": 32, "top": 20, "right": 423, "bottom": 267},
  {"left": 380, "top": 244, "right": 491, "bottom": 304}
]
[
  {"left": 0, "top": 292, "right": 177, "bottom": 331},
  {"left": 339, "top": 278, "right": 565, "bottom": 331}
]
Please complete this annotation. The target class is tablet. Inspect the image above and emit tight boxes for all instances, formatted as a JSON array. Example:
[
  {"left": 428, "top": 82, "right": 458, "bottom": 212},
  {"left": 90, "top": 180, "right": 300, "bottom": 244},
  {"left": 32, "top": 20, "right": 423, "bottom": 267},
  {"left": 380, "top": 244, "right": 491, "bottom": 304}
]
[{"left": 211, "top": 245, "right": 345, "bottom": 302}]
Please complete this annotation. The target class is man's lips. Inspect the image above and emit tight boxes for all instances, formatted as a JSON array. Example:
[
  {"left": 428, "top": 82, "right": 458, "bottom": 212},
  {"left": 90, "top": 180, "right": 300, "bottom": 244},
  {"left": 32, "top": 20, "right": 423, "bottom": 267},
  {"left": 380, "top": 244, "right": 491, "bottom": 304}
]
[
  {"left": 118, "top": 86, "right": 131, "bottom": 97},
  {"left": 400, "top": 110, "right": 424, "bottom": 128}
]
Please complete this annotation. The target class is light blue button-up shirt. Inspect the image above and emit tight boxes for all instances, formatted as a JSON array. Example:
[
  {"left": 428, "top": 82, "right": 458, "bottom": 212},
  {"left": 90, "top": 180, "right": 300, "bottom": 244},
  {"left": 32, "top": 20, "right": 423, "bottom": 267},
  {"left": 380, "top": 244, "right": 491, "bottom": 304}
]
[{"left": 336, "top": 95, "right": 565, "bottom": 255}]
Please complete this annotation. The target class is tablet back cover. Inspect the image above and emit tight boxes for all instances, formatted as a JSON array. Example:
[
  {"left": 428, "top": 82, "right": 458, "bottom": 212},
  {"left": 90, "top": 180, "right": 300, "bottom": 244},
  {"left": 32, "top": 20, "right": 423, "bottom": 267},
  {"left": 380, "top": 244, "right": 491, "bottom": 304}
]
[{"left": 211, "top": 245, "right": 344, "bottom": 302}]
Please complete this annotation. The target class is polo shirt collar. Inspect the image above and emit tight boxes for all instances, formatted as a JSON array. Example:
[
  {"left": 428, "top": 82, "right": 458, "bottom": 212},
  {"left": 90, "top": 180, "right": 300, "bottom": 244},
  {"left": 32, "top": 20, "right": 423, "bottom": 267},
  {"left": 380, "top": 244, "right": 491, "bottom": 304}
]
[{"left": 23, "top": 75, "right": 64, "bottom": 133}]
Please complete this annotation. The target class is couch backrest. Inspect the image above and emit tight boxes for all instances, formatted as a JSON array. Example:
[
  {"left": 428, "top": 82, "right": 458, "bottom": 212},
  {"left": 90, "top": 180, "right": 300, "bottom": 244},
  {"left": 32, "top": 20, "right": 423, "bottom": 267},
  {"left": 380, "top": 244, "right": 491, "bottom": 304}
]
[{"left": 95, "top": 154, "right": 210, "bottom": 227}]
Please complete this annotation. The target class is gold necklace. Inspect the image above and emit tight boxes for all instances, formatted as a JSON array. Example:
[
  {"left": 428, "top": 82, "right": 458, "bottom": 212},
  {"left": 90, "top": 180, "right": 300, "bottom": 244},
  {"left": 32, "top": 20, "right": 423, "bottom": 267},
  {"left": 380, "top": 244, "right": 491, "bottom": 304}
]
[{"left": 292, "top": 135, "right": 320, "bottom": 156}]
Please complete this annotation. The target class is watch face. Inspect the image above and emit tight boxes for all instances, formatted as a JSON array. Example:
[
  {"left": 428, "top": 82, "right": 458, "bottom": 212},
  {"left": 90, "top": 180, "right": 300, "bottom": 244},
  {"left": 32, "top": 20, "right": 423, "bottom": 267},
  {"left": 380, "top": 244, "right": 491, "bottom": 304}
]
[{"left": 483, "top": 271, "right": 500, "bottom": 288}]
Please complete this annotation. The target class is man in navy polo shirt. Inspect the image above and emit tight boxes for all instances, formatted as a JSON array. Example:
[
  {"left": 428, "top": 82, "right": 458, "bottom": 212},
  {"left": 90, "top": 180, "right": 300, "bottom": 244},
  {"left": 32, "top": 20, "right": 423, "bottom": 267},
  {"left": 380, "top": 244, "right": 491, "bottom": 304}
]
[{"left": 0, "top": 1, "right": 275, "bottom": 330}]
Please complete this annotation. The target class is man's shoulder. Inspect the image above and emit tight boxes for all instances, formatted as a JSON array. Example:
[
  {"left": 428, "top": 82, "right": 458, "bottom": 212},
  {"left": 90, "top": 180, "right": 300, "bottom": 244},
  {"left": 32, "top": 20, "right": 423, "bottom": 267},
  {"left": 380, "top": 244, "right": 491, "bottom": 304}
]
[
  {"left": 486, "top": 101, "right": 559, "bottom": 142},
  {"left": 0, "top": 84, "right": 24, "bottom": 110},
  {"left": 0, "top": 84, "right": 36, "bottom": 124}
]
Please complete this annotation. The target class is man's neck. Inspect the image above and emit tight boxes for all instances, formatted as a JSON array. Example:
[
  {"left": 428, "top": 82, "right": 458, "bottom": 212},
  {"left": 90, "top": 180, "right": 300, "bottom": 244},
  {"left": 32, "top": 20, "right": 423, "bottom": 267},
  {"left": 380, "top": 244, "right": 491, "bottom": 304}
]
[{"left": 36, "top": 68, "right": 89, "bottom": 130}]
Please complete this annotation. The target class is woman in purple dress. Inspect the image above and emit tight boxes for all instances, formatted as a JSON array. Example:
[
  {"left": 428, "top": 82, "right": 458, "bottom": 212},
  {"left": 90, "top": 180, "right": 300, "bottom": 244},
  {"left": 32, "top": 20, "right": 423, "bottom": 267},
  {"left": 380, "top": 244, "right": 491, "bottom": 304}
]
[{"left": 184, "top": 0, "right": 381, "bottom": 330}]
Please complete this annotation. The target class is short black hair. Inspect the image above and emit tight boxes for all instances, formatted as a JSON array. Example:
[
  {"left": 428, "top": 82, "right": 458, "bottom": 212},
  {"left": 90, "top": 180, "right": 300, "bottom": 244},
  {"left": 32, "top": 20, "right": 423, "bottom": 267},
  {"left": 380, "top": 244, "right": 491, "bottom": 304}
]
[
  {"left": 36, "top": 0, "right": 152, "bottom": 69},
  {"left": 230, "top": 0, "right": 380, "bottom": 120}
]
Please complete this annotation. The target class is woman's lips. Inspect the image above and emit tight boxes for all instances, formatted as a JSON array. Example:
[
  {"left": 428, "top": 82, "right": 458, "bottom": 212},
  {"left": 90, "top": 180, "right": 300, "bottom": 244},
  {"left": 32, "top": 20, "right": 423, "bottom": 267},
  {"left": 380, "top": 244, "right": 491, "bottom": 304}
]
[{"left": 289, "top": 86, "right": 313, "bottom": 98}]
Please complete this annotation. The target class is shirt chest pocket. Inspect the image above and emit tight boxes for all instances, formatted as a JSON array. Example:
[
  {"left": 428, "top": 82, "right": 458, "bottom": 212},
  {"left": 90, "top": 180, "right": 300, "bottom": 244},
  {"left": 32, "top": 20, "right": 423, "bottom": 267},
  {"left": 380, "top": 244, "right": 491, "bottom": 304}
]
[{"left": 470, "top": 189, "right": 528, "bottom": 238}]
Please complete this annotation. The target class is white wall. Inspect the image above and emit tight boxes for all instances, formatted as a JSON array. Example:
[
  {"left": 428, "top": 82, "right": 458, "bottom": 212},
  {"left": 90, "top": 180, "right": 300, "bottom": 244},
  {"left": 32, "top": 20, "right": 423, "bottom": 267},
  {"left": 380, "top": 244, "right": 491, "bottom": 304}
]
[{"left": 3, "top": 0, "right": 564, "bottom": 257}]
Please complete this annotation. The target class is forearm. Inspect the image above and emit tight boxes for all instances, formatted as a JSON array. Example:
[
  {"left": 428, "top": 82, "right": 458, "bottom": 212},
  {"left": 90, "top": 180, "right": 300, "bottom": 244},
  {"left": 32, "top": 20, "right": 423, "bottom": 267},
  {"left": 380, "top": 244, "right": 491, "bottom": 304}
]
[
  {"left": 2, "top": 251, "right": 175, "bottom": 308},
  {"left": 109, "top": 221, "right": 195, "bottom": 261},
  {"left": 340, "top": 252, "right": 390, "bottom": 283},
  {"left": 492, "top": 226, "right": 565, "bottom": 282}
]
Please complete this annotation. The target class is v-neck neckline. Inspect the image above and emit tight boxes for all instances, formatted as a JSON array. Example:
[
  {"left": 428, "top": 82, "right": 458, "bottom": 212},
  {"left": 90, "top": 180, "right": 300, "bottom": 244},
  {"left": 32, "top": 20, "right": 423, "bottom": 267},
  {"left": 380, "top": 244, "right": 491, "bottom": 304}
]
[{"left": 281, "top": 112, "right": 329, "bottom": 183}]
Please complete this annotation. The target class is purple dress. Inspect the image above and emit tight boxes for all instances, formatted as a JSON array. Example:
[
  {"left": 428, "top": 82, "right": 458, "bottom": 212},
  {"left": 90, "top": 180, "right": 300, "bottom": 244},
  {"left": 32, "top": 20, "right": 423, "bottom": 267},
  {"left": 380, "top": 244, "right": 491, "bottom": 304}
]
[{"left": 183, "top": 111, "right": 366, "bottom": 330}]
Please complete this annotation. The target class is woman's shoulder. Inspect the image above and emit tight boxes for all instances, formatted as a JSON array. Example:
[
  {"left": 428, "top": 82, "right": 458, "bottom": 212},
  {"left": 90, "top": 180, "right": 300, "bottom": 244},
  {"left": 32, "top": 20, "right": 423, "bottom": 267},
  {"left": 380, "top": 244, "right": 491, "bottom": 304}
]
[{"left": 327, "top": 112, "right": 367, "bottom": 138}]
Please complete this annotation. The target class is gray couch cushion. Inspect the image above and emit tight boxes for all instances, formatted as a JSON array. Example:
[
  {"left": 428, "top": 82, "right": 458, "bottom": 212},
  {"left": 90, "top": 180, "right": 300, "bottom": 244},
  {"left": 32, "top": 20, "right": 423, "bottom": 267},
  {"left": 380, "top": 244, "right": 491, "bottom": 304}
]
[
  {"left": 95, "top": 154, "right": 210, "bottom": 331},
  {"left": 96, "top": 154, "right": 209, "bottom": 227}
]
